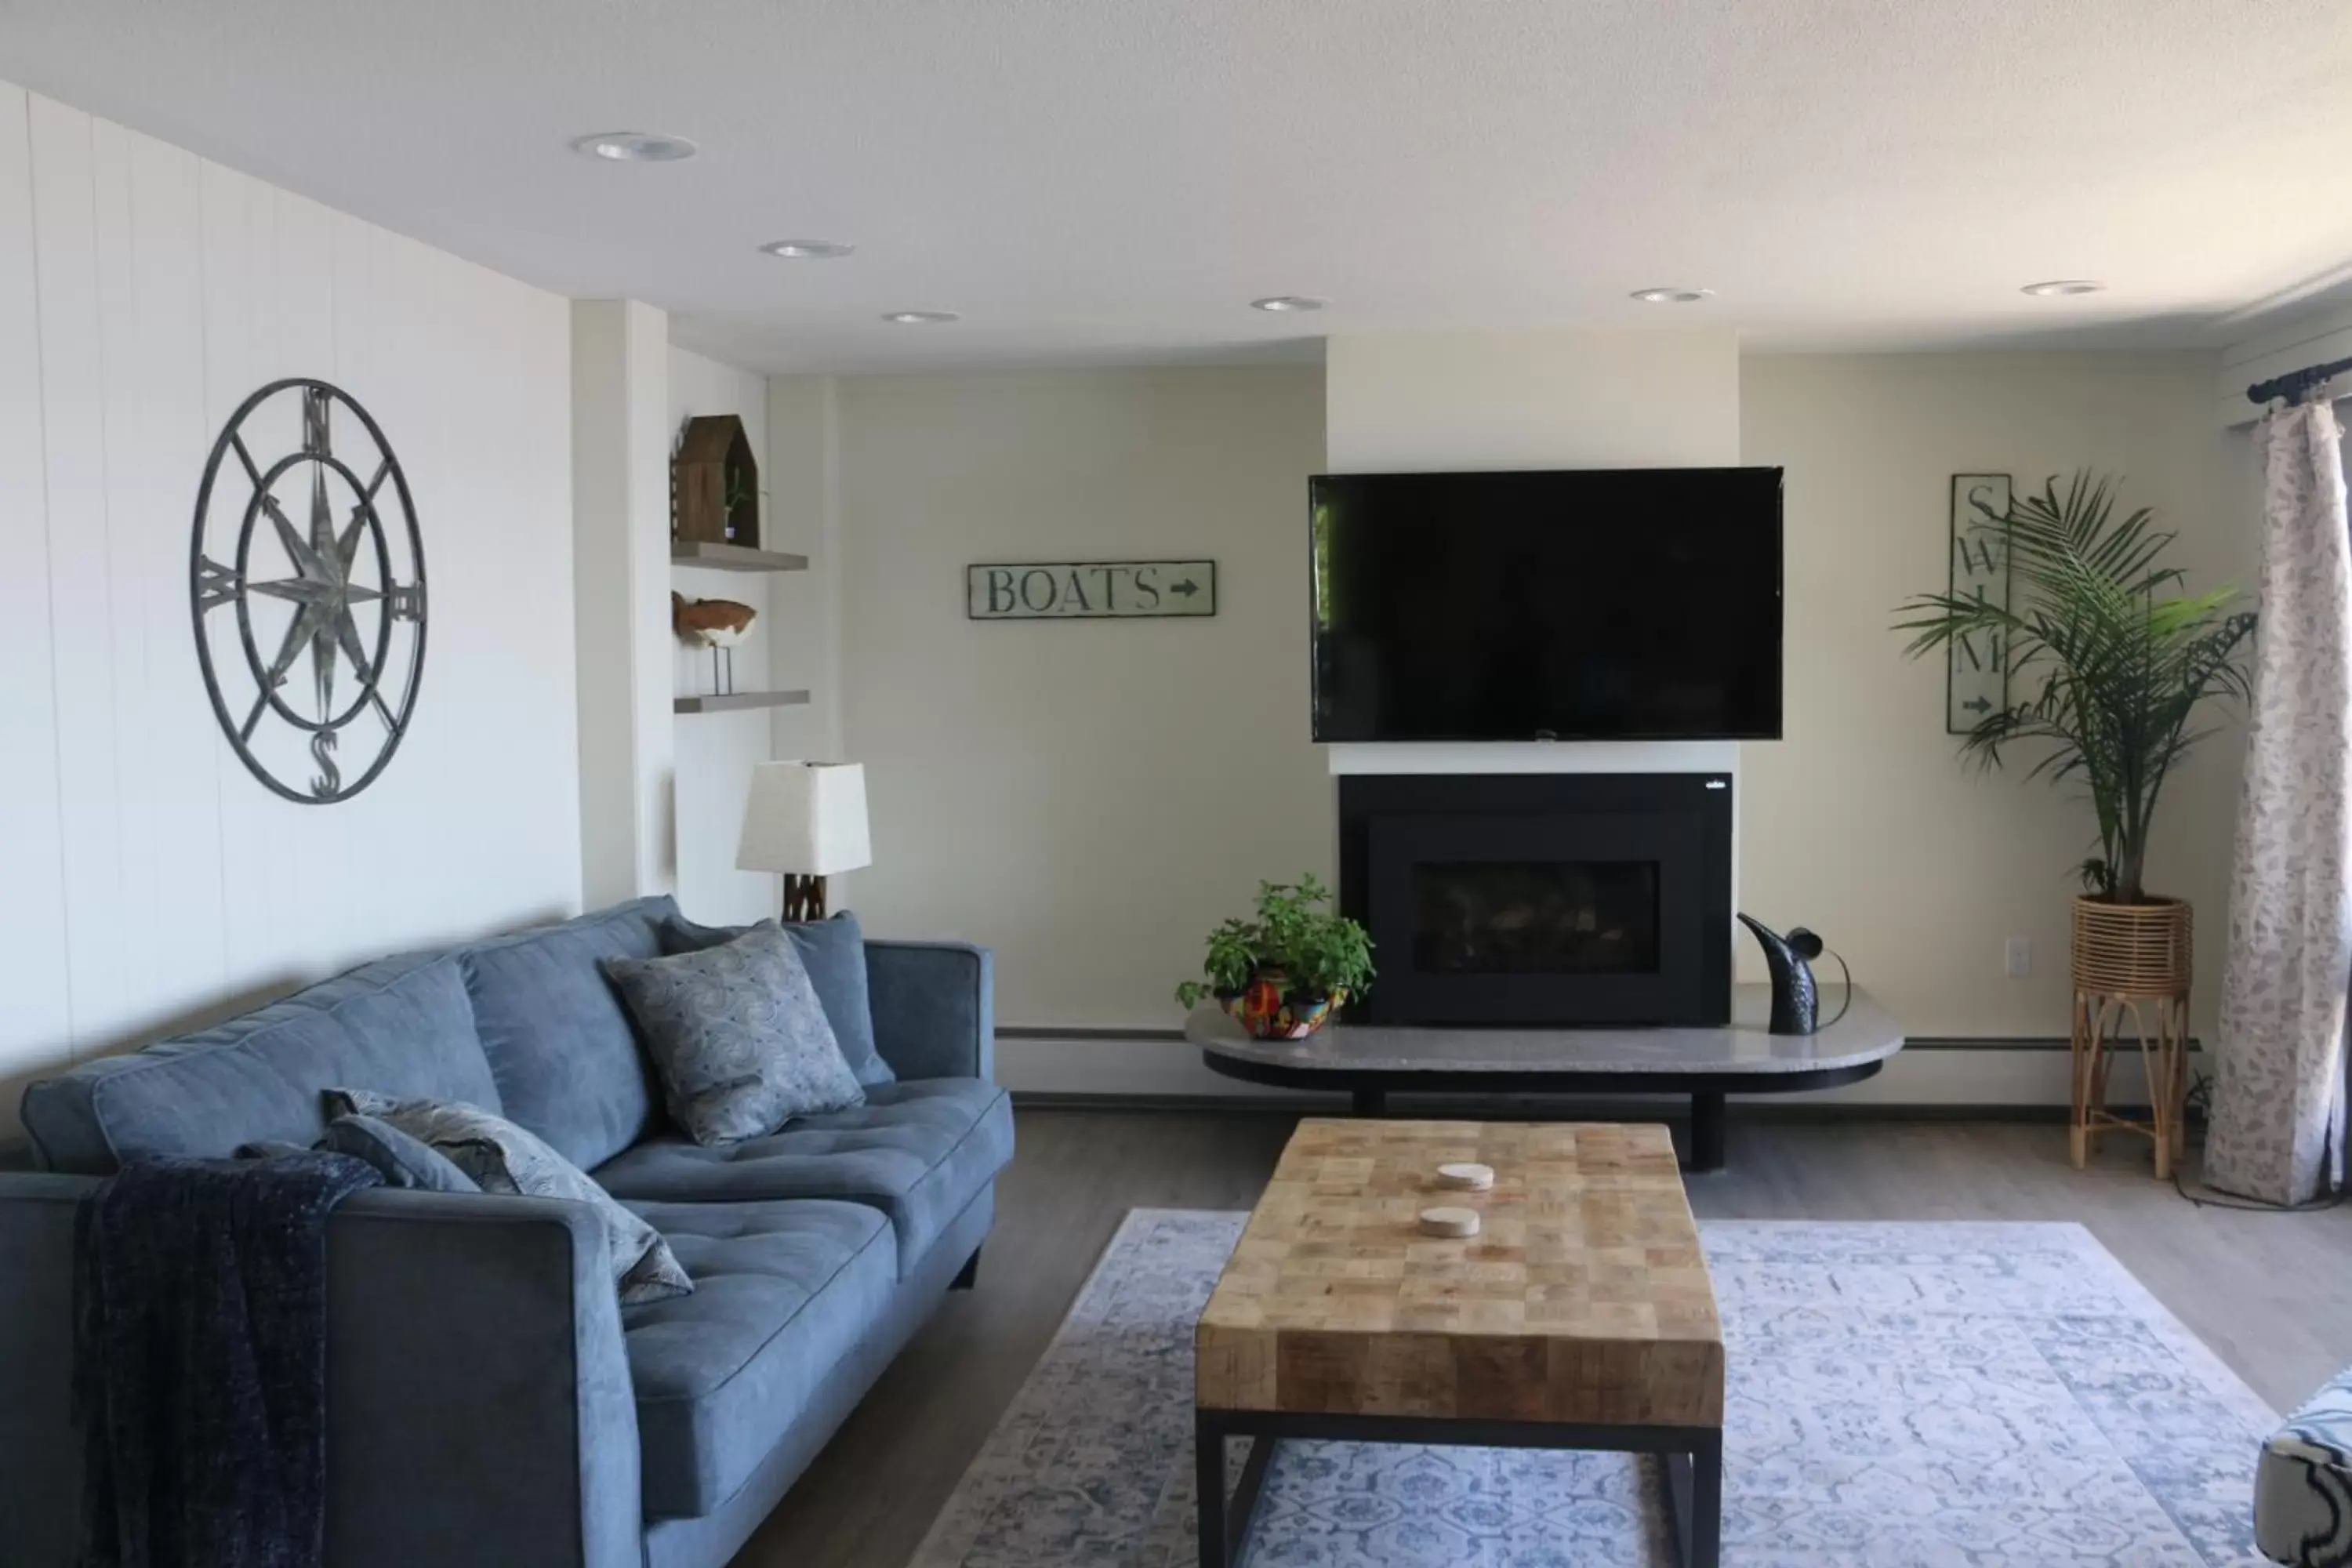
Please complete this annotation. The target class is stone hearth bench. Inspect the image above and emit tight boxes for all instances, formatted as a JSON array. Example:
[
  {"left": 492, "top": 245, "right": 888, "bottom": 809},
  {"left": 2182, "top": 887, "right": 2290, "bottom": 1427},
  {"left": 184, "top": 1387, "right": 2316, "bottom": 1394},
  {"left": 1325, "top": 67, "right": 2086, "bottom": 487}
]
[{"left": 1187, "top": 982, "right": 1903, "bottom": 1171}]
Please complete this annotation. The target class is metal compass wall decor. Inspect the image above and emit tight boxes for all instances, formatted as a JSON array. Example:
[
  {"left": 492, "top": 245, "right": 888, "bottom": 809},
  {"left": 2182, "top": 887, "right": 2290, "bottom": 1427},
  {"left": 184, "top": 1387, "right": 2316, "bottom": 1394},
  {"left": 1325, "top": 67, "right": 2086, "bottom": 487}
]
[{"left": 189, "top": 378, "right": 426, "bottom": 804}]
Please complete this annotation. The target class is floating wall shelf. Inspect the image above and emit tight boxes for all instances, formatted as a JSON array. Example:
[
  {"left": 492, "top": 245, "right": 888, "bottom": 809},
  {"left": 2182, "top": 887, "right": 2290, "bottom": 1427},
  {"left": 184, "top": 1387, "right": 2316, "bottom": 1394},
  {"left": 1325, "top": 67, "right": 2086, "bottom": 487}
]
[
  {"left": 670, "top": 540, "right": 809, "bottom": 573},
  {"left": 673, "top": 689, "right": 811, "bottom": 716}
]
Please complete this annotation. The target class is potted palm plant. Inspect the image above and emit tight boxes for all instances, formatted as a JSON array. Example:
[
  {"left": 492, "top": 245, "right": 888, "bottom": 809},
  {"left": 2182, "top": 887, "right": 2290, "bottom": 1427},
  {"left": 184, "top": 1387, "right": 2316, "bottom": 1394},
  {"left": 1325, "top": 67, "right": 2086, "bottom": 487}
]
[
  {"left": 1175, "top": 875, "right": 1375, "bottom": 1040},
  {"left": 1896, "top": 472, "right": 2256, "bottom": 997}
]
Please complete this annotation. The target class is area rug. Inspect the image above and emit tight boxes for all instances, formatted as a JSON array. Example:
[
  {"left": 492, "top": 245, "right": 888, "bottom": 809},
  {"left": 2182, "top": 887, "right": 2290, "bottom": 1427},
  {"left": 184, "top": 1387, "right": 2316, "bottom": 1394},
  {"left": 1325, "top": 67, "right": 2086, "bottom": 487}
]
[{"left": 910, "top": 1210, "right": 2280, "bottom": 1567}]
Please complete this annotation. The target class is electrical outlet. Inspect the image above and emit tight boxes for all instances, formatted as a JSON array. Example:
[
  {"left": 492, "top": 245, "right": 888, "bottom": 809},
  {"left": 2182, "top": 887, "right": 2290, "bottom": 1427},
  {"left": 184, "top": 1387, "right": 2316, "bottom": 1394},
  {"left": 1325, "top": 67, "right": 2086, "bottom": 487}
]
[{"left": 2004, "top": 937, "right": 2032, "bottom": 978}]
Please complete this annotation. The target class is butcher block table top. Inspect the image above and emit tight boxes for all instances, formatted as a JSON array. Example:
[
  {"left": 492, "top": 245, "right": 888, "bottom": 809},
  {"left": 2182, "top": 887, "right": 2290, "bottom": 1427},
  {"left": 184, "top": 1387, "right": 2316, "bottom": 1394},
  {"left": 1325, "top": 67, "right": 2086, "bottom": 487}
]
[{"left": 1195, "top": 1118, "right": 1724, "bottom": 1428}]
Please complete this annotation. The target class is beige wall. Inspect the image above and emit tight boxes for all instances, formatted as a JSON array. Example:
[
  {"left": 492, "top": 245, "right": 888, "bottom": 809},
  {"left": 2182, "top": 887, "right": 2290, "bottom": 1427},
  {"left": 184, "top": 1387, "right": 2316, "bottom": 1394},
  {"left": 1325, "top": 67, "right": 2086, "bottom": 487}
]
[
  {"left": 815, "top": 349, "right": 2255, "bottom": 1051},
  {"left": 1739, "top": 351, "right": 2249, "bottom": 1037},
  {"left": 833, "top": 366, "right": 1329, "bottom": 1027},
  {"left": 1327, "top": 329, "right": 1740, "bottom": 472},
  {"left": 764, "top": 374, "right": 845, "bottom": 770}
]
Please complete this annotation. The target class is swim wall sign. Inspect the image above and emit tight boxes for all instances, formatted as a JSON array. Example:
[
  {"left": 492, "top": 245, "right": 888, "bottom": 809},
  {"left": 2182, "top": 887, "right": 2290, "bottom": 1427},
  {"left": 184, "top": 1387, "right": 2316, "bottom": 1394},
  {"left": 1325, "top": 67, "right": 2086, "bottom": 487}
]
[{"left": 965, "top": 559, "right": 1217, "bottom": 620}]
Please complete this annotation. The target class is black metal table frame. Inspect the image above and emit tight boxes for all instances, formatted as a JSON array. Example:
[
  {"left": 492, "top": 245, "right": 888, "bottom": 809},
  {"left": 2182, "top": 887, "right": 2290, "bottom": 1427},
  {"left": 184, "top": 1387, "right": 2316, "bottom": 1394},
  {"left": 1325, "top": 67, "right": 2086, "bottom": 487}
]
[
  {"left": 1196, "top": 1052, "right": 1883, "bottom": 1171},
  {"left": 1196, "top": 1407, "right": 1722, "bottom": 1568}
]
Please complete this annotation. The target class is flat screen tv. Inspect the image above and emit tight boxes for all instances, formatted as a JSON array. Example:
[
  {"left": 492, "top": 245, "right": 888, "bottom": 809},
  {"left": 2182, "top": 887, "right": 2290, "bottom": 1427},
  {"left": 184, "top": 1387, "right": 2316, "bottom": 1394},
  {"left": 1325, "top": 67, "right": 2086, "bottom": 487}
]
[{"left": 1311, "top": 466, "right": 1784, "bottom": 742}]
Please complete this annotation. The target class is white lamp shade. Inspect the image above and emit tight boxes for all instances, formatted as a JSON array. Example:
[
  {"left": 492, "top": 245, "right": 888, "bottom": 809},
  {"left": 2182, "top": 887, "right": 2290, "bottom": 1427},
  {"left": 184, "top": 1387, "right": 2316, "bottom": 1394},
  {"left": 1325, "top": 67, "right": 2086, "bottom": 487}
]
[{"left": 737, "top": 761, "right": 872, "bottom": 877}]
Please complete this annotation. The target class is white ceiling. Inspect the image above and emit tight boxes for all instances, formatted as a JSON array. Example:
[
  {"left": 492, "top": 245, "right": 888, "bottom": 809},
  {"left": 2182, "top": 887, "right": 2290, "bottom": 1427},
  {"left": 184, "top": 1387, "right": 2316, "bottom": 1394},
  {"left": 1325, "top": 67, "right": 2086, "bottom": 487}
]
[{"left": 7, "top": 0, "right": 2352, "bottom": 373}]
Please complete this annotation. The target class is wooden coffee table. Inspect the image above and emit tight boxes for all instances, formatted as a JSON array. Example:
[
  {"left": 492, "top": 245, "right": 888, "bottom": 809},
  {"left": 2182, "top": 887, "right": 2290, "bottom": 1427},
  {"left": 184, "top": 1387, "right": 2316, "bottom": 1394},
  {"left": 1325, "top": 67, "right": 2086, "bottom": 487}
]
[{"left": 1194, "top": 1118, "right": 1723, "bottom": 1568}]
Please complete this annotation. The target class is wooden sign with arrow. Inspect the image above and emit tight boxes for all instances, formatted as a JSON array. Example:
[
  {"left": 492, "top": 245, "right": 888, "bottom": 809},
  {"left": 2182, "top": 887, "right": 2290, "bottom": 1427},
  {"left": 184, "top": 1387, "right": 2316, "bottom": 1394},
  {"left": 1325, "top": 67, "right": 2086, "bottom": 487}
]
[{"left": 966, "top": 559, "right": 1217, "bottom": 620}]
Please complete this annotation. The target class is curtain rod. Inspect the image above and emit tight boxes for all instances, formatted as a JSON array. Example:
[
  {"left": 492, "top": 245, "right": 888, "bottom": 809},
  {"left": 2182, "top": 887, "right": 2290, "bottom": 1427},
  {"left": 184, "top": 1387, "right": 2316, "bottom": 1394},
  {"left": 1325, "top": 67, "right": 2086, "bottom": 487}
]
[{"left": 2247, "top": 354, "right": 2352, "bottom": 406}]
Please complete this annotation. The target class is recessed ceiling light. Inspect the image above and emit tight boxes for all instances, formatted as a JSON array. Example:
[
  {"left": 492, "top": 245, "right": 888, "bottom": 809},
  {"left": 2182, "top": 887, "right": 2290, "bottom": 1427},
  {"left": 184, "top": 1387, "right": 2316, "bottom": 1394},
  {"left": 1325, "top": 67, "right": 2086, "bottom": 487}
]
[
  {"left": 1630, "top": 287, "right": 1713, "bottom": 304},
  {"left": 2021, "top": 279, "right": 2105, "bottom": 297},
  {"left": 882, "top": 310, "right": 959, "bottom": 325},
  {"left": 760, "top": 239, "right": 855, "bottom": 260},
  {"left": 1250, "top": 296, "right": 1327, "bottom": 313},
  {"left": 572, "top": 131, "right": 698, "bottom": 162}
]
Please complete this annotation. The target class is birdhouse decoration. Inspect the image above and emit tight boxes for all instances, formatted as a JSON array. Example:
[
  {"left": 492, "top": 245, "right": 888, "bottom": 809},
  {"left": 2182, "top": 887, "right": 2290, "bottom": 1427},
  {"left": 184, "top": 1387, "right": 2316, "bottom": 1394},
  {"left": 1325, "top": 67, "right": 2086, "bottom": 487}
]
[{"left": 673, "top": 414, "right": 760, "bottom": 546}]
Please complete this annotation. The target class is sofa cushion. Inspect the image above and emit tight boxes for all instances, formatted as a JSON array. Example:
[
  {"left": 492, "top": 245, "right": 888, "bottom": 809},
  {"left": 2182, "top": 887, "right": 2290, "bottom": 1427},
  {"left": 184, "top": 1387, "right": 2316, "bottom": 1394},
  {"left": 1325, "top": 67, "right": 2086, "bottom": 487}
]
[
  {"left": 602, "top": 925, "right": 864, "bottom": 1146},
  {"left": 619, "top": 1197, "right": 895, "bottom": 1519},
  {"left": 662, "top": 911, "right": 895, "bottom": 1087},
  {"left": 595, "top": 1080, "right": 1012, "bottom": 1274},
  {"left": 20, "top": 952, "right": 495, "bottom": 1173},
  {"left": 459, "top": 896, "right": 677, "bottom": 1171}
]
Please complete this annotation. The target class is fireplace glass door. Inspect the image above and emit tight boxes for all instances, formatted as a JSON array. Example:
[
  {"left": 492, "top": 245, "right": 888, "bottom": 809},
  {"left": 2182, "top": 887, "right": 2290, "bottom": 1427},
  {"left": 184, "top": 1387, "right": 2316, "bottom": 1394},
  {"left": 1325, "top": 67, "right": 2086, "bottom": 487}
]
[{"left": 1413, "top": 861, "right": 1661, "bottom": 976}]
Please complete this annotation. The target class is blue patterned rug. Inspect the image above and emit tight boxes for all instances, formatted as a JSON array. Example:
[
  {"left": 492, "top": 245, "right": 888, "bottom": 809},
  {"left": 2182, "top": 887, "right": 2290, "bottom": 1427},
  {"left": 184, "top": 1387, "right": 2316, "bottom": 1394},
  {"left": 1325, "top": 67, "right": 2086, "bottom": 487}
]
[{"left": 912, "top": 1211, "right": 2279, "bottom": 1567}]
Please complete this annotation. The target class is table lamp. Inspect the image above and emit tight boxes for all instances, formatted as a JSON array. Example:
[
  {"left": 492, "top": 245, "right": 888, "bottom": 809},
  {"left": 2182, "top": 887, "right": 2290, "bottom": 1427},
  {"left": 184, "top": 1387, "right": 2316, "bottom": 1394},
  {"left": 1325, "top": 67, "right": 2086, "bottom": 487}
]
[{"left": 737, "top": 761, "right": 871, "bottom": 922}]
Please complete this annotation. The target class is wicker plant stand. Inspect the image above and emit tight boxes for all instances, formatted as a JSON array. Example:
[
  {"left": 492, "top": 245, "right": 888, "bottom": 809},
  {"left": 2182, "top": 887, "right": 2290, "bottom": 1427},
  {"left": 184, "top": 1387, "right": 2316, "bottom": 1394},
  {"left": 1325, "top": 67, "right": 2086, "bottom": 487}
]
[{"left": 2069, "top": 896, "right": 2192, "bottom": 1179}]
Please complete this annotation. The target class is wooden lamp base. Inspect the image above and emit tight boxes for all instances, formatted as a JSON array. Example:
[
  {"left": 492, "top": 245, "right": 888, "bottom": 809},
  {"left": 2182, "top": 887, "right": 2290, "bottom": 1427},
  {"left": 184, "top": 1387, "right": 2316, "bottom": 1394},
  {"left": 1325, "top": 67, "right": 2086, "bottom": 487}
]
[{"left": 782, "top": 874, "right": 829, "bottom": 924}]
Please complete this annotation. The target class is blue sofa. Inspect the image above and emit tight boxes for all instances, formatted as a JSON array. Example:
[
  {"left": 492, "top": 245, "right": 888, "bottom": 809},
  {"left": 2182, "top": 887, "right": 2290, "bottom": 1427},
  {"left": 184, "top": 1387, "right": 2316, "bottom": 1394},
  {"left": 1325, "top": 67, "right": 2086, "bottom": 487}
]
[{"left": 0, "top": 895, "right": 1011, "bottom": 1568}]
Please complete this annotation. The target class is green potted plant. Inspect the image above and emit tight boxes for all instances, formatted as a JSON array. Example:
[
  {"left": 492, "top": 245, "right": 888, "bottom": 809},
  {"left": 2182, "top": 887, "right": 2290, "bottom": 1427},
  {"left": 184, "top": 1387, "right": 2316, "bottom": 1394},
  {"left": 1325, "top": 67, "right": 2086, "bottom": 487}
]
[
  {"left": 1175, "top": 874, "right": 1375, "bottom": 1040},
  {"left": 1895, "top": 470, "right": 2254, "bottom": 1150}
]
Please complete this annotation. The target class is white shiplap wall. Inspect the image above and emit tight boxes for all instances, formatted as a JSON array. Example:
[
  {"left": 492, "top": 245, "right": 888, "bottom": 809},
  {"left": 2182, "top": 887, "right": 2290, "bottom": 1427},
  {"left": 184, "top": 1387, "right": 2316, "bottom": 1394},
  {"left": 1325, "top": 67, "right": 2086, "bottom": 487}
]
[
  {"left": 2217, "top": 301, "right": 2352, "bottom": 427},
  {"left": 0, "top": 82, "right": 581, "bottom": 1137}
]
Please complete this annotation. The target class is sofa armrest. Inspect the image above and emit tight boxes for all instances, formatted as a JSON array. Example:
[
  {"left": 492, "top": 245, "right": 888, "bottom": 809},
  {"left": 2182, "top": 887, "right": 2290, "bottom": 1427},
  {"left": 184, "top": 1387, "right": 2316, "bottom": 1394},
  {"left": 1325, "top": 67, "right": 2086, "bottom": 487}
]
[
  {"left": 866, "top": 940, "right": 995, "bottom": 1082},
  {"left": 0, "top": 1173, "right": 85, "bottom": 1568},
  {"left": 0, "top": 1174, "right": 641, "bottom": 1568}
]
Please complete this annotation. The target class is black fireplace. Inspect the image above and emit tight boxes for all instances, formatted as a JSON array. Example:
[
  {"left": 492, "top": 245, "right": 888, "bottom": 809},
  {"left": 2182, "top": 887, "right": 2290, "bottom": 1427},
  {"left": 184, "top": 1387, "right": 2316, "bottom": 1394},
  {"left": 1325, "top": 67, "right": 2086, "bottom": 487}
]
[{"left": 1338, "top": 773, "right": 1732, "bottom": 1026}]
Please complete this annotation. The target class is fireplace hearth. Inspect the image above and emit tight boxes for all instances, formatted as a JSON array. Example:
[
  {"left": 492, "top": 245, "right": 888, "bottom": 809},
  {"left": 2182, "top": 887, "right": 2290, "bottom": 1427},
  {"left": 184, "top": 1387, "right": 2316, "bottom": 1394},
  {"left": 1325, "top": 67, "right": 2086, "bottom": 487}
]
[{"left": 1339, "top": 773, "right": 1731, "bottom": 1027}]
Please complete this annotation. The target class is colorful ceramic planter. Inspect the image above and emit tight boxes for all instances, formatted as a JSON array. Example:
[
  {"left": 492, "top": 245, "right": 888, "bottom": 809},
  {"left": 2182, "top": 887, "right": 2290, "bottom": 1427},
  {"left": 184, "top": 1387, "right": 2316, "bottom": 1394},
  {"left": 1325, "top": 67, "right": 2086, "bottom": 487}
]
[{"left": 1220, "top": 973, "right": 1346, "bottom": 1040}]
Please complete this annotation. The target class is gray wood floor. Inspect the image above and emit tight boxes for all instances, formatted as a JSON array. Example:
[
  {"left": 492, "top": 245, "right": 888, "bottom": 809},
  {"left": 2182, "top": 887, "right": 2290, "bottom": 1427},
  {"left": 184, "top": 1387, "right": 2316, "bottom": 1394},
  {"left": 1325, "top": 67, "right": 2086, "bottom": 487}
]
[{"left": 731, "top": 1108, "right": 2352, "bottom": 1568}]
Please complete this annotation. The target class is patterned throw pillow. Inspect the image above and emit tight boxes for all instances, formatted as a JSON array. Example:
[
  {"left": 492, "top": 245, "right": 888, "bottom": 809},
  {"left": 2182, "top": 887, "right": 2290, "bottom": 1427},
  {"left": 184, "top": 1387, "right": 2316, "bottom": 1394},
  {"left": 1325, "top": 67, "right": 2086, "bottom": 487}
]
[
  {"left": 660, "top": 911, "right": 895, "bottom": 1087},
  {"left": 320, "top": 1112, "right": 481, "bottom": 1193},
  {"left": 321, "top": 1088, "right": 692, "bottom": 1305},
  {"left": 602, "top": 924, "right": 865, "bottom": 1146}
]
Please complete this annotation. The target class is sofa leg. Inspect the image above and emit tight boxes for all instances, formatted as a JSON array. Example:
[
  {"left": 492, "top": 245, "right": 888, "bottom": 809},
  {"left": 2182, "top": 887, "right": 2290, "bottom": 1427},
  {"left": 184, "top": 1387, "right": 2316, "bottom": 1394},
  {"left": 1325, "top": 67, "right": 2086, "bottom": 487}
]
[{"left": 950, "top": 1246, "right": 981, "bottom": 1290}]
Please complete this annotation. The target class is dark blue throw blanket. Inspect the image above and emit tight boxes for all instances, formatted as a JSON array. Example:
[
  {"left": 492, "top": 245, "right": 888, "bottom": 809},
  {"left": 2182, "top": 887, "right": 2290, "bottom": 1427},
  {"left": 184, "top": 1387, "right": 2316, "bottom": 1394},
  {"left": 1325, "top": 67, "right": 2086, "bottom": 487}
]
[{"left": 73, "top": 1152, "right": 383, "bottom": 1568}]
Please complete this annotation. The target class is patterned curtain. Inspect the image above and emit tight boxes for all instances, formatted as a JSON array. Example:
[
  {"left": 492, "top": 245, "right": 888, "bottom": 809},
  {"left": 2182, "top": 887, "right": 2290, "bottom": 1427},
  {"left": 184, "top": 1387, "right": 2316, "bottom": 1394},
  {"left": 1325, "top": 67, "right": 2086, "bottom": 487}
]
[{"left": 2206, "top": 401, "right": 2352, "bottom": 1205}]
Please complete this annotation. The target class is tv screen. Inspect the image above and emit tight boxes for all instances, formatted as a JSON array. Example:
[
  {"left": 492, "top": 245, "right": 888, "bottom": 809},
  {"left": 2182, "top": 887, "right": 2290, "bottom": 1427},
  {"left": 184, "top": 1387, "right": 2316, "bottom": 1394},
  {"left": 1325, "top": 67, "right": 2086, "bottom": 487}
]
[{"left": 1311, "top": 466, "right": 1783, "bottom": 742}]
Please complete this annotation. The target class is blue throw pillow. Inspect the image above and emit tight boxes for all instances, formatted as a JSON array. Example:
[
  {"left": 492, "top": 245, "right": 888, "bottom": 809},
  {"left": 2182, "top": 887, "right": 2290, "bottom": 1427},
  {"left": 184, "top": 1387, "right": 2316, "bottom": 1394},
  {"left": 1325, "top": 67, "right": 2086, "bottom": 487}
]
[
  {"left": 660, "top": 909, "right": 895, "bottom": 1087},
  {"left": 320, "top": 1112, "right": 481, "bottom": 1193},
  {"left": 602, "top": 926, "right": 865, "bottom": 1145}
]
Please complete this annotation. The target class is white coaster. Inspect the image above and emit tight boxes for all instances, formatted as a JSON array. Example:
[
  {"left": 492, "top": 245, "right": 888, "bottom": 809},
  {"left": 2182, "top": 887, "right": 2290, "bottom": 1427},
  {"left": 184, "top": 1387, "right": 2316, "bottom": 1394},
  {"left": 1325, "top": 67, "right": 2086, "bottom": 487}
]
[
  {"left": 1435, "top": 1161, "right": 1494, "bottom": 1191},
  {"left": 1417, "top": 1206, "right": 1482, "bottom": 1239}
]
